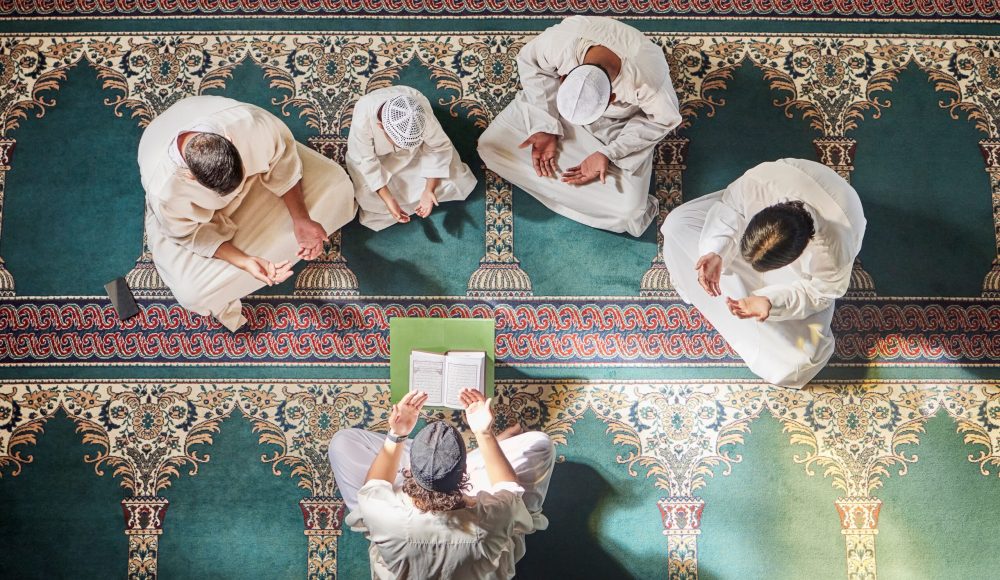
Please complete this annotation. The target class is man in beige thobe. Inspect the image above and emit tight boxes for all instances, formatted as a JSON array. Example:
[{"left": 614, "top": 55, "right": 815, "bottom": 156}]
[
  {"left": 139, "top": 96, "right": 357, "bottom": 331},
  {"left": 478, "top": 16, "right": 682, "bottom": 236}
]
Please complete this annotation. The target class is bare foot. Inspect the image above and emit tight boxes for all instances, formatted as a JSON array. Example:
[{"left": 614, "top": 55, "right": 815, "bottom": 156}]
[
  {"left": 377, "top": 189, "right": 410, "bottom": 224},
  {"left": 496, "top": 422, "right": 524, "bottom": 442},
  {"left": 414, "top": 190, "right": 438, "bottom": 218}
]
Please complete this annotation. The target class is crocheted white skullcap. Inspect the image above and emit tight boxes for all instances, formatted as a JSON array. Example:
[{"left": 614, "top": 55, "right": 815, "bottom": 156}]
[
  {"left": 557, "top": 64, "right": 612, "bottom": 126},
  {"left": 382, "top": 95, "right": 426, "bottom": 149}
]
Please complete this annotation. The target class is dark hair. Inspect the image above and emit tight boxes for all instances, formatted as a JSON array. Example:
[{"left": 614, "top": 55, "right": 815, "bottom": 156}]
[
  {"left": 402, "top": 469, "right": 471, "bottom": 513},
  {"left": 740, "top": 200, "right": 815, "bottom": 272},
  {"left": 183, "top": 133, "right": 244, "bottom": 195}
]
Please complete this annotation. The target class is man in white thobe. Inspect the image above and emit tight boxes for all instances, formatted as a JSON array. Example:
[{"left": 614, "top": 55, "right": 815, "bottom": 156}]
[
  {"left": 139, "top": 96, "right": 357, "bottom": 331},
  {"left": 661, "top": 158, "right": 867, "bottom": 388},
  {"left": 347, "top": 86, "right": 477, "bottom": 230},
  {"left": 478, "top": 15, "right": 682, "bottom": 236}
]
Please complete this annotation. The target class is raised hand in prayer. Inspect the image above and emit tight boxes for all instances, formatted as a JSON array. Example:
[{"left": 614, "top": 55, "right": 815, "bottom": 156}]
[
  {"left": 376, "top": 186, "right": 411, "bottom": 224},
  {"left": 390, "top": 390, "right": 428, "bottom": 437},
  {"left": 562, "top": 151, "right": 609, "bottom": 186},
  {"left": 242, "top": 256, "right": 294, "bottom": 286},
  {"left": 519, "top": 132, "right": 560, "bottom": 178},
  {"left": 726, "top": 295, "right": 771, "bottom": 321},
  {"left": 294, "top": 218, "right": 328, "bottom": 261},
  {"left": 415, "top": 180, "right": 440, "bottom": 218},
  {"left": 695, "top": 253, "right": 723, "bottom": 297},
  {"left": 460, "top": 389, "right": 494, "bottom": 436}
]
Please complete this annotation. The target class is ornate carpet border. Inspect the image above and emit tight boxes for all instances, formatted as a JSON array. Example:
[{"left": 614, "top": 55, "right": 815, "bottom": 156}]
[
  {"left": 2, "top": 0, "right": 997, "bottom": 21},
  {"left": 1, "top": 297, "right": 996, "bottom": 366},
  {"left": 3, "top": 378, "right": 998, "bottom": 579}
]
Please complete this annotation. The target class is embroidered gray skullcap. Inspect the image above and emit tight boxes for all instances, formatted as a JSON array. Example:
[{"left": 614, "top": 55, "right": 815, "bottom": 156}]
[
  {"left": 382, "top": 95, "right": 426, "bottom": 149},
  {"left": 557, "top": 64, "right": 612, "bottom": 126},
  {"left": 410, "top": 421, "right": 467, "bottom": 492}
]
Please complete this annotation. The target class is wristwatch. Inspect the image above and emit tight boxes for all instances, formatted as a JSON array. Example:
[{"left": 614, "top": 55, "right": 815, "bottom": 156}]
[{"left": 386, "top": 430, "right": 407, "bottom": 443}]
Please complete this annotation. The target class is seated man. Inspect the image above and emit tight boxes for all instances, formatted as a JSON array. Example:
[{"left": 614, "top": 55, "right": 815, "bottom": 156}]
[
  {"left": 478, "top": 15, "right": 682, "bottom": 236},
  {"left": 138, "top": 95, "right": 357, "bottom": 330},
  {"left": 346, "top": 86, "right": 477, "bottom": 229},
  {"left": 329, "top": 389, "right": 556, "bottom": 579},
  {"left": 661, "top": 158, "right": 867, "bottom": 388}
]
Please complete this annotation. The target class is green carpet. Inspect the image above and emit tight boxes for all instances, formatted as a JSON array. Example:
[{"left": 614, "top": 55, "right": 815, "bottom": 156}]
[{"left": 1, "top": 16, "right": 999, "bottom": 580}]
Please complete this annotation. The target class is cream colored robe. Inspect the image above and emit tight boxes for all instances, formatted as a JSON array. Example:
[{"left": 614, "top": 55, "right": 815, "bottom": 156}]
[
  {"left": 346, "top": 86, "right": 477, "bottom": 231},
  {"left": 661, "top": 158, "right": 867, "bottom": 388},
  {"left": 139, "top": 96, "right": 357, "bottom": 330},
  {"left": 479, "top": 15, "right": 682, "bottom": 236}
]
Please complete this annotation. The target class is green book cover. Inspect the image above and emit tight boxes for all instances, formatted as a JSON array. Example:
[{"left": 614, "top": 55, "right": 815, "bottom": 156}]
[{"left": 389, "top": 317, "right": 496, "bottom": 405}]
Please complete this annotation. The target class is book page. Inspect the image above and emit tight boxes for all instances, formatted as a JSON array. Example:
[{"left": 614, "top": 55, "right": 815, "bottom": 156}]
[
  {"left": 444, "top": 352, "right": 485, "bottom": 409},
  {"left": 409, "top": 351, "right": 446, "bottom": 406}
]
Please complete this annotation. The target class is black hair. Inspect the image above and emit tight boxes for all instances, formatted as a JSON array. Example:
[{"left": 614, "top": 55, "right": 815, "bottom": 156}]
[
  {"left": 740, "top": 200, "right": 816, "bottom": 272},
  {"left": 183, "top": 133, "right": 244, "bottom": 195}
]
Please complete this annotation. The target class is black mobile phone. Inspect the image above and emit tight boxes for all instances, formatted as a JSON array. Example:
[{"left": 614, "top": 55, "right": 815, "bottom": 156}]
[{"left": 104, "top": 277, "right": 140, "bottom": 321}]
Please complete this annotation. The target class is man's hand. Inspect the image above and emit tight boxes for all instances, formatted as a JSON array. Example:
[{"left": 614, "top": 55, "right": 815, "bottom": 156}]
[
  {"left": 460, "top": 389, "right": 494, "bottom": 436},
  {"left": 389, "top": 391, "right": 428, "bottom": 437},
  {"left": 519, "top": 132, "right": 560, "bottom": 178},
  {"left": 726, "top": 296, "right": 772, "bottom": 321},
  {"left": 240, "top": 256, "right": 294, "bottom": 286},
  {"left": 694, "top": 253, "right": 723, "bottom": 297},
  {"left": 562, "top": 151, "right": 610, "bottom": 186},
  {"left": 293, "top": 218, "right": 328, "bottom": 261}
]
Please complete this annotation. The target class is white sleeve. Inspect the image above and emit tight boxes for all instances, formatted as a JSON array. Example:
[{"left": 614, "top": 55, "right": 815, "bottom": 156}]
[
  {"left": 515, "top": 30, "right": 572, "bottom": 137},
  {"left": 698, "top": 184, "right": 748, "bottom": 268},
  {"left": 347, "top": 106, "right": 389, "bottom": 192},
  {"left": 753, "top": 231, "right": 853, "bottom": 321},
  {"left": 417, "top": 100, "right": 453, "bottom": 179},
  {"left": 598, "top": 82, "right": 681, "bottom": 172}
]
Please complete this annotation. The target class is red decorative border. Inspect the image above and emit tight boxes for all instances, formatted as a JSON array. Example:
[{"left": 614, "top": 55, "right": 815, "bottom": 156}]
[
  {"left": 1, "top": 0, "right": 996, "bottom": 19},
  {"left": 0, "top": 297, "right": 997, "bottom": 366}
]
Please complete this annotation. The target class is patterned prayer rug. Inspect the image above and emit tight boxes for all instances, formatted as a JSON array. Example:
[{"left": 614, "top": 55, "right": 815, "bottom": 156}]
[{"left": 1, "top": 8, "right": 999, "bottom": 580}]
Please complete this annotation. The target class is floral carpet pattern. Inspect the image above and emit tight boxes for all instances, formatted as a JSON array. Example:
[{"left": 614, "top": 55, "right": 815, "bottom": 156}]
[{"left": 0, "top": 15, "right": 999, "bottom": 580}]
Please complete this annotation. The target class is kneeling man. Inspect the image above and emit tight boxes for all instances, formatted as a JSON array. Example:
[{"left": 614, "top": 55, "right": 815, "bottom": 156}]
[
  {"left": 661, "top": 158, "right": 866, "bottom": 388},
  {"left": 329, "top": 389, "right": 555, "bottom": 579},
  {"left": 479, "top": 15, "right": 682, "bottom": 236},
  {"left": 347, "top": 85, "right": 477, "bottom": 229},
  {"left": 138, "top": 96, "right": 357, "bottom": 330}
]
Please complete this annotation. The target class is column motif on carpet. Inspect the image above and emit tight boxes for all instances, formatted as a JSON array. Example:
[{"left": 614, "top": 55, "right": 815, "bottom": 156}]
[
  {"left": 641, "top": 37, "right": 742, "bottom": 296},
  {"left": 767, "top": 383, "right": 939, "bottom": 580},
  {"left": 747, "top": 38, "right": 915, "bottom": 297},
  {"left": 468, "top": 170, "right": 533, "bottom": 296},
  {"left": 237, "top": 383, "right": 391, "bottom": 580},
  {"left": 59, "top": 382, "right": 240, "bottom": 579},
  {"left": 87, "top": 36, "right": 248, "bottom": 296},
  {"left": 590, "top": 383, "right": 765, "bottom": 579},
  {"left": 122, "top": 496, "right": 169, "bottom": 580},
  {"left": 911, "top": 39, "right": 1000, "bottom": 297},
  {"left": 414, "top": 36, "right": 533, "bottom": 296},
  {"left": 0, "top": 37, "right": 86, "bottom": 296}
]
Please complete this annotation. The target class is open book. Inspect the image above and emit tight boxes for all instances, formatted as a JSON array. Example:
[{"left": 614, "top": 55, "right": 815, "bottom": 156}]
[{"left": 408, "top": 350, "right": 486, "bottom": 409}]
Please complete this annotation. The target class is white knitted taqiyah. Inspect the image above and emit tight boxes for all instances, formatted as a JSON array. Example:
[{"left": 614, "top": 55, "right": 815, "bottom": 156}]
[
  {"left": 556, "top": 64, "right": 612, "bottom": 126},
  {"left": 381, "top": 95, "right": 426, "bottom": 149}
]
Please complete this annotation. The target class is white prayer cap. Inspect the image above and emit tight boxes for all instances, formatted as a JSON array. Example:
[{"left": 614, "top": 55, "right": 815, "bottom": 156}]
[
  {"left": 382, "top": 95, "right": 426, "bottom": 149},
  {"left": 557, "top": 64, "right": 612, "bottom": 126}
]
